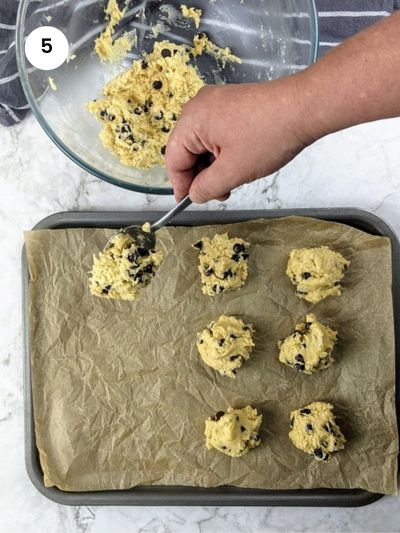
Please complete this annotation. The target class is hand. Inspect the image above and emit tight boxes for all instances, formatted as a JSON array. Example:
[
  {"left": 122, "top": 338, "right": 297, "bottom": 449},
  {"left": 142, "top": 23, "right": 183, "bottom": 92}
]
[{"left": 165, "top": 75, "right": 314, "bottom": 203}]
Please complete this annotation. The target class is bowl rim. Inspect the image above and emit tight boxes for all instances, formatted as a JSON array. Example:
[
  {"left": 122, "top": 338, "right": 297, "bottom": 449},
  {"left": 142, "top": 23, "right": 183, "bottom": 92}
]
[{"left": 16, "top": 0, "right": 319, "bottom": 196}]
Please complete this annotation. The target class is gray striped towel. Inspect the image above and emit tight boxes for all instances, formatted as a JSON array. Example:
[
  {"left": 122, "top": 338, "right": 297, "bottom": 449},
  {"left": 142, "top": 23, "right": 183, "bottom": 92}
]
[{"left": 1, "top": 0, "right": 399, "bottom": 127}]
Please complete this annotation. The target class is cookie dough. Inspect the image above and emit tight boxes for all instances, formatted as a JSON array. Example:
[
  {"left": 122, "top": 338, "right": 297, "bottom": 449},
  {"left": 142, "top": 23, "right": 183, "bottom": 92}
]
[
  {"left": 95, "top": 0, "right": 133, "bottom": 63},
  {"left": 205, "top": 406, "right": 262, "bottom": 457},
  {"left": 286, "top": 246, "right": 350, "bottom": 304},
  {"left": 89, "top": 232, "right": 163, "bottom": 300},
  {"left": 192, "top": 32, "right": 242, "bottom": 66},
  {"left": 181, "top": 4, "right": 202, "bottom": 28},
  {"left": 193, "top": 234, "right": 250, "bottom": 296},
  {"left": 289, "top": 402, "right": 346, "bottom": 461},
  {"left": 197, "top": 315, "right": 254, "bottom": 378},
  {"left": 88, "top": 40, "right": 204, "bottom": 168},
  {"left": 278, "top": 314, "right": 337, "bottom": 374}
]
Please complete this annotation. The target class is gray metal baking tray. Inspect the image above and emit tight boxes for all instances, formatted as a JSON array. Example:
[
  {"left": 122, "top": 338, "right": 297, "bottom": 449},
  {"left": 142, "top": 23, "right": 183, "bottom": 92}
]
[{"left": 22, "top": 208, "right": 400, "bottom": 506}]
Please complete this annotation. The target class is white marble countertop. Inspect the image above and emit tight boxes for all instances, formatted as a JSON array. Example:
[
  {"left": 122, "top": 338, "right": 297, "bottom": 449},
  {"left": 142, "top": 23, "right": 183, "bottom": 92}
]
[{"left": 1, "top": 113, "right": 400, "bottom": 533}]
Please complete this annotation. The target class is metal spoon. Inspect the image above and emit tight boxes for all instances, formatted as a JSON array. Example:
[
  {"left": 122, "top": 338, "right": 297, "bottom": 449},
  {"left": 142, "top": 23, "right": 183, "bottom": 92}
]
[{"left": 104, "top": 195, "right": 192, "bottom": 251}]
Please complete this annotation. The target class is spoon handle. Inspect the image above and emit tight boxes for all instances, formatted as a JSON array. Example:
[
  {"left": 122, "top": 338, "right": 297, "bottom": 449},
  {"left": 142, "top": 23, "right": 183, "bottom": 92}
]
[{"left": 151, "top": 195, "right": 192, "bottom": 231}]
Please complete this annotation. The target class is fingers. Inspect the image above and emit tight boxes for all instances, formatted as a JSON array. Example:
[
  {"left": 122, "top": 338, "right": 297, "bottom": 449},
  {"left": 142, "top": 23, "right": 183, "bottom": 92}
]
[
  {"left": 165, "top": 134, "right": 197, "bottom": 201},
  {"left": 188, "top": 153, "right": 236, "bottom": 203}
]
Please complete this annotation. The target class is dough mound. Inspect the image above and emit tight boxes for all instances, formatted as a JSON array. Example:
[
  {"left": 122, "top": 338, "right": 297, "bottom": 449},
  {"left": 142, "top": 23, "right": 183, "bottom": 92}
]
[
  {"left": 193, "top": 233, "right": 250, "bottom": 296},
  {"left": 278, "top": 313, "right": 337, "bottom": 374},
  {"left": 88, "top": 40, "right": 204, "bottom": 168},
  {"left": 289, "top": 402, "right": 346, "bottom": 461},
  {"left": 286, "top": 246, "right": 350, "bottom": 304},
  {"left": 90, "top": 233, "right": 163, "bottom": 300},
  {"left": 205, "top": 406, "right": 262, "bottom": 457},
  {"left": 197, "top": 315, "right": 254, "bottom": 378}
]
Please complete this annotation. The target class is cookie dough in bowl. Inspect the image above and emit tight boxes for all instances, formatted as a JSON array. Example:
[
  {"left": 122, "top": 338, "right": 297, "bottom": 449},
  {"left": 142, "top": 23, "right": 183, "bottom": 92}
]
[
  {"left": 197, "top": 315, "right": 254, "bottom": 378},
  {"left": 193, "top": 234, "right": 250, "bottom": 296},
  {"left": 205, "top": 406, "right": 262, "bottom": 457},
  {"left": 289, "top": 402, "right": 346, "bottom": 461},
  {"left": 89, "top": 232, "right": 163, "bottom": 300},
  {"left": 286, "top": 246, "right": 350, "bottom": 303},
  {"left": 278, "top": 314, "right": 337, "bottom": 374}
]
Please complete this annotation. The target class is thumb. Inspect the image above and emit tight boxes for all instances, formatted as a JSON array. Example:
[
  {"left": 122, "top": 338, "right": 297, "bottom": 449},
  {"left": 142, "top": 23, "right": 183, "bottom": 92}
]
[{"left": 189, "top": 153, "right": 238, "bottom": 204}]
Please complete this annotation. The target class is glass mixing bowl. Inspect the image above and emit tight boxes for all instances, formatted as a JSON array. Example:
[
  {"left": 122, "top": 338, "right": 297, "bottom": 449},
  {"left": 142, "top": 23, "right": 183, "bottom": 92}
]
[{"left": 16, "top": 0, "right": 318, "bottom": 195}]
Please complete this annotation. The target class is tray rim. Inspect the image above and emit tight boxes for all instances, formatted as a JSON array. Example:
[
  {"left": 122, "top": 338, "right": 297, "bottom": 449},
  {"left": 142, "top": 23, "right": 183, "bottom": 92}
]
[{"left": 22, "top": 207, "right": 400, "bottom": 507}]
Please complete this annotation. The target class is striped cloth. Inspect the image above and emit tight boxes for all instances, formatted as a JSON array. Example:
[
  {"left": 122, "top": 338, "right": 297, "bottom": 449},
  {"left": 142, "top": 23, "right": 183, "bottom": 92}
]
[{"left": 0, "top": 1, "right": 399, "bottom": 127}]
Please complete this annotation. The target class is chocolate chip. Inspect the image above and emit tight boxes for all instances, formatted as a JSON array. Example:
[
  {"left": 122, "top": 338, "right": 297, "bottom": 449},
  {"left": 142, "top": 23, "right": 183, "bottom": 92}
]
[
  {"left": 161, "top": 48, "right": 172, "bottom": 57},
  {"left": 161, "top": 145, "right": 166, "bottom": 155},
  {"left": 255, "top": 433, "right": 260, "bottom": 440},
  {"left": 102, "top": 285, "right": 112, "bottom": 294},
  {"left": 233, "top": 243, "right": 245, "bottom": 253},
  {"left": 322, "top": 440, "right": 328, "bottom": 448},
  {"left": 126, "top": 135, "right": 135, "bottom": 143},
  {"left": 133, "top": 273, "right": 143, "bottom": 283},
  {"left": 243, "top": 326, "right": 249, "bottom": 331},
  {"left": 223, "top": 269, "right": 233, "bottom": 279},
  {"left": 242, "top": 253, "right": 249, "bottom": 260},
  {"left": 127, "top": 253, "right": 138, "bottom": 263},
  {"left": 305, "top": 322, "right": 312, "bottom": 330},
  {"left": 302, "top": 272, "right": 311, "bottom": 280},
  {"left": 231, "top": 253, "right": 240, "bottom": 262},
  {"left": 153, "top": 80, "right": 163, "bottom": 90},
  {"left": 240, "top": 426, "right": 246, "bottom": 432},
  {"left": 141, "top": 60, "right": 148, "bottom": 69},
  {"left": 143, "top": 264, "right": 153, "bottom": 274},
  {"left": 134, "top": 107, "right": 142, "bottom": 115},
  {"left": 218, "top": 338, "right": 225, "bottom": 347},
  {"left": 295, "top": 362, "right": 305, "bottom": 371},
  {"left": 137, "top": 247, "right": 149, "bottom": 257},
  {"left": 295, "top": 354, "right": 304, "bottom": 364},
  {"left": 171, "top": 113, "right": 177, "bottom": 121},
  {"left": 204, "top": 267, "right": 214, "bottom": 276},
  {"left": 143, "top": 104, "right": 149, "bottom": 113},
  {"left": 324, "top": 424, "right": 331, "bottom": 433},
  {"left": 127, "top": 99, "right": 132, "bottom": 103},
  {"left": 232, "top": 369, "right": 237, "bottom": 374},
  {"left": 168, "top": 92, "right": 174, "bottom": 98},
  {"left": 230, "top": 333, "right": 237, "bottom": 339},
  {"left": 290, "top": 416, "right": 294, "bottom": 428},
  {"left": 197, "top": 32, "right": 207, "bottom": 39},
  {"left": 323, "top": 453, "right": 330, "bottom": 461},
  {"left": 306, "top": 423, "right": 313, "bottom": 432},
  {"left": 212, "top": 284, "right": 218, "bottom": 293},
  {"left": 155, "top": 111, "right": 164, "bottom": 120},
  {"left": 300, "top": 408, "right": 311, "bottom": 415},
  {"left": 162, "top": 126, "right": 170, "bottom": 133},
  {"left": 213, "top": 411, "right": 225, "bottom": 421},
  {"left": 193, "top": 240, "right": 203, "bottom": 250},
  {"left": 199, "top": 339, "right": 204, "bottom": 344},
  {"left": 314, "top": 448, "right": 323, "bottom": 459},
  {"left": 120, "top": 123, "right": 131, "bottom": 133},
  {"left": 230, "top": 355, "right": 239, "bottom": 361}
]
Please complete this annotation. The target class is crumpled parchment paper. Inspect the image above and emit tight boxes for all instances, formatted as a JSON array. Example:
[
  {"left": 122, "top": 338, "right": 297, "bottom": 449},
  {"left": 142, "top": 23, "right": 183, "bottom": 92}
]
[{"left": 24, "top": 216, "right": 399, "bottom": 494}]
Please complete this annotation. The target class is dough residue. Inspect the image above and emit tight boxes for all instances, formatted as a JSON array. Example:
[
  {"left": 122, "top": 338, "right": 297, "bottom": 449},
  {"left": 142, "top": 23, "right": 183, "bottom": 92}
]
[
  {"left": 278, "top": 313, "right": 337, "bottom": 374},
  {"left": 95, "top": 0, "right": 133, "bottom": 63},
  {"left": 48, "top": 77, "right": 57, "bottom": 91},
  {"left": 205, "top": 406, "right": 262, "bottom": 457},
  {"left": 193, "top": 233, "right": 250, "bottom": 296},
  {"left": 192, "top": 32, "right": 242, "bottom": 66},
  {"left": 181, "top": 4, "right": 202, "bottom": 28},
  {"left": 289, "top": 402, "right": 346, "bottom": 461},
  {"left": 286, "top": 246, "right": 350, "bottom": 304},
  {"left": 197, "top": 315, "right": 254, "bottom": 378},
  {"left": 88, "top": 40, "right": 204, "bottom": 168},
  {"left": 89, "top": 232, "right": 163, "bottom": 300}
]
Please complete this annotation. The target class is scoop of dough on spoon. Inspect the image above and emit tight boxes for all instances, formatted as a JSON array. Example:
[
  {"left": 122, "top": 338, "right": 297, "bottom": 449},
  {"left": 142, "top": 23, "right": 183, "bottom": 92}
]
[{"left": 104, "top": 195, "right": 192, "bottom": 251}]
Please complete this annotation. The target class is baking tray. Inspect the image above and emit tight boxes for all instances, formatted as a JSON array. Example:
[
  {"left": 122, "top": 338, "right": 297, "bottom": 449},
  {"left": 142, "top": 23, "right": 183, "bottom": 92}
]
[{"left": 22, "top": 208, "right": 400, "bottom": 506}]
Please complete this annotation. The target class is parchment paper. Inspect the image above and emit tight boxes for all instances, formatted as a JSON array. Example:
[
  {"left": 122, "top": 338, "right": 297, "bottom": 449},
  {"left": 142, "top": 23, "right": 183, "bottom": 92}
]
[{"left": 24, "top": 216, "right": 399, "bottom": 494}]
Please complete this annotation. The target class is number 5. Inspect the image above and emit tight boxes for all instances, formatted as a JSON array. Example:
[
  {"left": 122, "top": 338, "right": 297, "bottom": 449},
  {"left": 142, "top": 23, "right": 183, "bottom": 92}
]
[{"left": 42, "top": 38, "right": 52, "bottom": 54}]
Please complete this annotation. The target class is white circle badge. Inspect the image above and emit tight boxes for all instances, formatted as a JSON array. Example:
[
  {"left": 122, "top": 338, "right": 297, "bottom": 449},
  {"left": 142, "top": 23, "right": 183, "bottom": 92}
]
[{"left": 25, "top": 26, "right": 69, "bottom": 71}]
